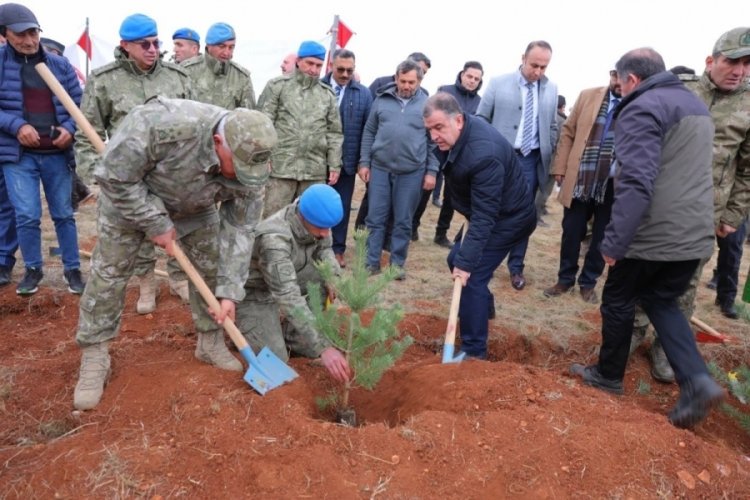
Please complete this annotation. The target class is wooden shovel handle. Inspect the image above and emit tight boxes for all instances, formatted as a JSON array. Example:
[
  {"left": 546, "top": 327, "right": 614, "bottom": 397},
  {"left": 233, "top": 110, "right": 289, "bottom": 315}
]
[
  {"left": 444, "top": 278, "right": 463, "bottom": 345},
  {"left": 35, "top": 62, "right": 106, "bottom": 154},
  {"left": 171, "top": 243, "right": 249, "bottom": 351},
  {"left": 690, "top": 316, "right": 724, "bottom": 338}
]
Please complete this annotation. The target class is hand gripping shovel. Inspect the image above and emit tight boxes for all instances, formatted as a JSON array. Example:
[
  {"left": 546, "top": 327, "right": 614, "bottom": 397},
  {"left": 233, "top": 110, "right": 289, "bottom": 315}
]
[
  {"left": 172, "top": 243, "right": 298, "bottom": 395},
  {"left": 35, "top": 62, "right": 297, "bottom": 394},
  {"left": 442, "top": 277, "right": 467, "bottom": 363}
]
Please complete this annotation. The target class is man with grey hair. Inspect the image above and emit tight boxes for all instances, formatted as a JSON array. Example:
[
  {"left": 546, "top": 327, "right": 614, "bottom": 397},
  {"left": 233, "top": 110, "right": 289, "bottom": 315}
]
[
  {"left": 73, "top": 98, "right": 276, "bottom": 411},
  {"left": 359, "top": 59, "right": 438, "bottom": 279},
  {"left": 570, "top": 48, "right": 724, "bottom": 429}
]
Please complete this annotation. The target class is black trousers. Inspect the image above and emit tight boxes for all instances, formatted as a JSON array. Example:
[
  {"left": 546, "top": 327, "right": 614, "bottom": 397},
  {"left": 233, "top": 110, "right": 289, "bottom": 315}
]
[
  {"left": 715, "top": 218, "right": 748, "bottom": 304},
  {"left": 598, "top": 258, "right": 708, "bottom": 384}
]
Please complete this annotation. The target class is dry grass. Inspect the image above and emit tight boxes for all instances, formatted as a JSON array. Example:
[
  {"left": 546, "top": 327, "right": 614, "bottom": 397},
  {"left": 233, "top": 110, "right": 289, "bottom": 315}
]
[{"left": 28, "top": 178, "right": 750, "bottom": 364}]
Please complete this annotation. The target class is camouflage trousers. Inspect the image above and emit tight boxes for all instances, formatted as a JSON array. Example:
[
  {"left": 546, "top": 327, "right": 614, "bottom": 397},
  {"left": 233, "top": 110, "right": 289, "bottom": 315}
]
[
  {"left": 263, "top": 178, "right": 322, "bottom": 220},
  {"left": 234, "top": 292, "right": 324, "bottom": 361},
  {"left": 76, "top": 216, "right": 221, "bottom": 346},
  {"left": 132, "top": 242, "right": 186, "bottom": 282},
  {"left": 633, "top": 256, "right": 710, "bottom": 334}
]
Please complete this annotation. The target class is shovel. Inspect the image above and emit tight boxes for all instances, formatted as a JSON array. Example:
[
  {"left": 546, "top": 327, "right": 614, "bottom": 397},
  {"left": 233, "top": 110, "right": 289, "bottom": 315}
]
[
  {"left": 36, "top": 62, "right": 298, "bottom": 394},
  {"left": 171, "top": 243, "right": 298, "bottom": 395},
  {"left": 690, "top": 316, "right": 734, "bottom": 344},
  {"left": 442, "top": 277, "right": 467, "bottom": 363}
]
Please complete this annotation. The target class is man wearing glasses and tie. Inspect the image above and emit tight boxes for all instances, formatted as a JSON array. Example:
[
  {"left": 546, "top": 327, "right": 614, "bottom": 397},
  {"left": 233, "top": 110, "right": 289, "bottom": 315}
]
[
  {"left": 321, "top": 49, "right": 372, "bottom": 268},
  {"left": 75, "top": 13, "right": 193, "bottom": 314}
]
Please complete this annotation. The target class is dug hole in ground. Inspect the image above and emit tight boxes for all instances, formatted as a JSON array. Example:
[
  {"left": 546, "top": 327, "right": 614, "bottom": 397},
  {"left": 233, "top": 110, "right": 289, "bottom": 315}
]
[{"left": 1, "top": 180, "right": 749, "bottom": 498}]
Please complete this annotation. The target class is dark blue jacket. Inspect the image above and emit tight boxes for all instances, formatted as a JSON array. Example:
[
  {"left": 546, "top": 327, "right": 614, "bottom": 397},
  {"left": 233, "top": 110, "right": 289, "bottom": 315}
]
[
  {"left": 0, "top": 45, "right": 82, "bottom": 163},
  {"left": 437, "top": 71, "right": 483, "bottom": 115},
  {"left": 440, "top": 114, "right": 536, "bottom": 272},
  {"left": 321, "top": 74, "right": 373, "bottom": 175}
]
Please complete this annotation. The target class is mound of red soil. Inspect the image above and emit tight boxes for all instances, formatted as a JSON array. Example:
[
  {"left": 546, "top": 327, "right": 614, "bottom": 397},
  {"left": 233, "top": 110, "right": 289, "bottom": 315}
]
[{"left": 1, "top": 287, "right": 749, "bottom": 497}]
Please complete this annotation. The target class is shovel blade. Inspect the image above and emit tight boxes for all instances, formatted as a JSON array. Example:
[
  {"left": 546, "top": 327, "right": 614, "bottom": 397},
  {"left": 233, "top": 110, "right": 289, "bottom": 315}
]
[
  {"left": 238, "top": 346, "right": 298, "bottom": 395},
  {"left": 696, "top": 331, "right": 731, "bottom": 344},
  {"left": 441, "top": 343, "right": 466, "bottom": 364}
]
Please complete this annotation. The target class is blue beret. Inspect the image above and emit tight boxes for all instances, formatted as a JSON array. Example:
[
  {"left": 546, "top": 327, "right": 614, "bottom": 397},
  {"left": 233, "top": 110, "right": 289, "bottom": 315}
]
[
  {"left": 297, "top": 40, "right": 326, "bottom": 61},
  {"left": 299, "top": 185, "right": 343, "bottom": 229},
  {"left": 119, "top": 13, "right": 158, "bottom": 42},
  {"left": 172, "top": 27, "right": 200, "bottom": 43},
  {"left": 206, "top": 22, "right": 235, "bottom": 45}
]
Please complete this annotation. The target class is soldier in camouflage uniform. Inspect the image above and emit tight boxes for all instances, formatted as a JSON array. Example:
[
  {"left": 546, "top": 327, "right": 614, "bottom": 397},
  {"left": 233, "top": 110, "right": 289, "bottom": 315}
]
[
  {"left": 631, "top": 28, "right": 750, "bottom": 382},
  {"left": 74, "top": 13, "right": 193, "bottom": 312},
  {"left": 182, "top": 22, "right": 255, "bottom": 109},
  {"left": 235, "top": 185, "right": 351, "bottom": 383},
  {"left": 258, "top": 40, "right": 343, "bottom": 218},
  {"left": 73, "top": 97, "right": 277, "bottom": 411}
]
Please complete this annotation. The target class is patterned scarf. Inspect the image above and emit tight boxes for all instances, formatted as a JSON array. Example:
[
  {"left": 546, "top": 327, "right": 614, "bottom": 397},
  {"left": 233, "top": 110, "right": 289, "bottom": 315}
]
[{"left": 572, "top": 95, "right": 616, "bottom": 204}]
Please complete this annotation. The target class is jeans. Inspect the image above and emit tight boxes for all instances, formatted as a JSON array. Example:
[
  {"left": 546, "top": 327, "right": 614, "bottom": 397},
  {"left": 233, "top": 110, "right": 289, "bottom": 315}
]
[
  {"left": 0, "top": 172, "right": 18, "bottom": 269},
  {"left": 507, "top": 149, "right": 540, "bottom": 274},
  {"left": 365, "top": 167, "right": 424, "bottom": 268},
  {"left": 557, "top": 180, "right": 614, "bottom": 289},
  {"left": 715, "top": 218, "right": 748, "bottom": 304},
  {"left": 2, "top": 152, "right": 79, "bottom": 270},
  {"left": 331, "top": 170, "right": 357, "bottom": 255},
  {"left": 598, "top": 258, "right": 707, "bottom": 384}
]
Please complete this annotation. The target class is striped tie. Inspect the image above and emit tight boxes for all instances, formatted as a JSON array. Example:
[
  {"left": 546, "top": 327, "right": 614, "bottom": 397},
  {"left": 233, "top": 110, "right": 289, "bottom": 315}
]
[{"left": 520, "top": 82, "right": 535, "bottom": 156}]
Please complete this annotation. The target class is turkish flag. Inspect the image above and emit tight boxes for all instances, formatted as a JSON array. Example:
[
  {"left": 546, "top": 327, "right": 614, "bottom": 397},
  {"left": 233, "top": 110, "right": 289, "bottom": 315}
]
[
  {"left": 337, "top": 20, "right": 353, "bottom": 48},
  {"left": 77, "top": 30, "right": 92, "bottom": 60}
]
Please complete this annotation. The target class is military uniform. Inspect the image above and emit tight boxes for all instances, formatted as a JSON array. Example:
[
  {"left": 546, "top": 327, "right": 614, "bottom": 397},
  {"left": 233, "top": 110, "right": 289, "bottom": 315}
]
[
  {"left": 74, "top": 47, "right": 192, "bottom": 180},
  {"left": 235, "top": 201, "right": 340, "bottom": 360},
  {"left": 182, "top": 53, "right": 256, "bottom": 110},
  {"left": 76, "top": 97, "right": 267, "bottom": 348},
  {"left": 258, "top": 70, "right": 343, "bottom": 216}
]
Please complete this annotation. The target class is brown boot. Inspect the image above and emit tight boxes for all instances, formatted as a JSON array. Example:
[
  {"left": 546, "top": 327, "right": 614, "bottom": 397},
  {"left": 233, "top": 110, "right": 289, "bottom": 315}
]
[
  {"left": 169, "top": 279, "right": 190, "bottom": 304},
  {"left": 136, "top": 271, "right": 157, "bottom": 314},
  {"left": 74, "top": 342, "right": 111, "bottom": 410},
  {"left": 649, "top": 338, "right": 675, "bottom": 383},
  {"left": 195, "top": 332, "right": 243, "bottom": 371},
  {"left": 543, "top": 282, "right": 571, "bottom": 297}
]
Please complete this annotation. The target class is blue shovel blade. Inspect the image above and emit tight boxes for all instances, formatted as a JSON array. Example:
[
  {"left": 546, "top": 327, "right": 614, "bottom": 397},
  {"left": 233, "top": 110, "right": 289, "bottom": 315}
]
[
  {"left": 441, "top": 343, "right": 466, "bottom": 364},
  {"left": 239, "top": 346, "right": 298, "bottom": 395}
]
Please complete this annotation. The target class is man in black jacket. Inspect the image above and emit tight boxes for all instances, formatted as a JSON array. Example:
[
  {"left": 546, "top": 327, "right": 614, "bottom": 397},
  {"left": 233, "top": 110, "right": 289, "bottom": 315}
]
[{"left": 423, "top": 93, "right": 535, "bottom": 359}]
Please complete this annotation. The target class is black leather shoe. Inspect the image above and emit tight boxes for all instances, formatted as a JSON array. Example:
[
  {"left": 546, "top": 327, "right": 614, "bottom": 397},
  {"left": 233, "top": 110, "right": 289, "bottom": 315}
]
[
  {"left": 569, "top": 363, "right": 624, "bottom": 395},
  {"left": 510, "top": 273, "right": 526, "bottom": 290},
  {"left": 0, "top": 265, "right": 11, "bottom": 287},
  {"left": 715, "top": 298, "right": 739, "bottom": 319},
  {"left": 433, "top": 233, "right": 452, "bottom": 248},
  {"left": 668, "top": 374, "right": 724, "bottom": 429}
]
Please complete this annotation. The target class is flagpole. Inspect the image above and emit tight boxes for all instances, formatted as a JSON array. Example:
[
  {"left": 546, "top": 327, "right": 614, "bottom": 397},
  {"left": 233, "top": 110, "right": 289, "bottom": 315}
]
[
  {"left": 326, "top": 15, "right": 339, "bottom": 74},
  {"left": 84, "top": 17, "right": 90, "bottom": 77}
]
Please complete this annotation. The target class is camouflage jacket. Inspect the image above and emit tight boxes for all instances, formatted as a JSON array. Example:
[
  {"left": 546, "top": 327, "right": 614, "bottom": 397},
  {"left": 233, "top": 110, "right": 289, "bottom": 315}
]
[
  {"left": 74, "top": 47, "right": 192, "bottom": 180},
  {"left": 182, "top": 53, "right": 256, "bottom": 110},
  {"left": 685, "top": 73, "right": 750, "bottom": 228},
  {"left": 244, "top": 201, "right": 341, "bottom": 357},
  {"left": 258, "top": 70, "right": 343, "bottom": 180},
  {"left": 95, "top": 97, "right": 264, "bottom": 302}
]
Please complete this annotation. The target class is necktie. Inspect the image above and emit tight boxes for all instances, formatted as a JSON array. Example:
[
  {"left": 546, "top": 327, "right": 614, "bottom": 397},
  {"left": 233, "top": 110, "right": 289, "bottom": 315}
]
[
  {"left": 520, "top": 82, "right": 535, "bottom": 156},
  {"left": 601, "top": 98, "right": 620, "bottom": 144},
  {"left": 334, "top": 84, "right": 342, "bottom": 97}
]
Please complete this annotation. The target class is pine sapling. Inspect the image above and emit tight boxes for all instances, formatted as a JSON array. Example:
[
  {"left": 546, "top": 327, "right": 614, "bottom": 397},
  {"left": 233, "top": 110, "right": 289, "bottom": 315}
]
[{"left": 301, "top": 229, "right": 412, "bottom": 425}]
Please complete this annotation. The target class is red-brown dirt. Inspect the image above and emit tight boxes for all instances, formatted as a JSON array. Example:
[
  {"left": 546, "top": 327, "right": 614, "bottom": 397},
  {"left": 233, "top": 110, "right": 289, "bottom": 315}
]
[{"left": 1, "top": 283, "right": 750, "bottom": 498}]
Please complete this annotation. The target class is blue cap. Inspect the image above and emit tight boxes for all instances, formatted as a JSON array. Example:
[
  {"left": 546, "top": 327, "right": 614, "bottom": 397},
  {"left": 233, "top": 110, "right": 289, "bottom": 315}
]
[
  {"left": 206, "top": 22, "right": 235, "bottom": 45},
  {"left": 297, "top": 40, "right": 326, "bottom": 61},
  {"left": 119, "top": 13, "right": 158, "bottom": 42},
  {"left": 299, "top": 185, "right": 343, "bottom": 229},
  {"left": 172, "top": 27, "right": 200, "bottom": 43}
]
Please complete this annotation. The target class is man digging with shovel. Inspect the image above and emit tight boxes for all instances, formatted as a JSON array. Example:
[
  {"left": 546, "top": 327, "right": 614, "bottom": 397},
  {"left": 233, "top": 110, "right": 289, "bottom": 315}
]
[{"left": 73, "top": 97, "right": 276, "bottom": 411}]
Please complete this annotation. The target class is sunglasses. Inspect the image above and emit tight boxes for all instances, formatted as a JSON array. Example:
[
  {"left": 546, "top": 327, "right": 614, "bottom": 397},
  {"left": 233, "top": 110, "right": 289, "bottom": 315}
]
[
  {"left": 335, "top": 67, "right": 355, "bottom": 74},
  {"left": 132, "top": 39, "right": 161, "bottom": 50}
]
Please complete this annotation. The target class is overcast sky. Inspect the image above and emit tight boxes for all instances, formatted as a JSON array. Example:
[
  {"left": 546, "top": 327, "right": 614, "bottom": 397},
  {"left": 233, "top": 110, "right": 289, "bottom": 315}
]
[{"left": 23, "top": 0, "right": 748, "bottom": 107}]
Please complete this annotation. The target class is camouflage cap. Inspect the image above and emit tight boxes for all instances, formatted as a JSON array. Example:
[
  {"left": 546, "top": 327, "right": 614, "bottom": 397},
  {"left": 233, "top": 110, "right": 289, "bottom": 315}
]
[
  {"left": 224, "top": 109, "right": 277, "bottom": 186},
  {"left": 713, "top": 27, "right": 750, "bottom": 59}
]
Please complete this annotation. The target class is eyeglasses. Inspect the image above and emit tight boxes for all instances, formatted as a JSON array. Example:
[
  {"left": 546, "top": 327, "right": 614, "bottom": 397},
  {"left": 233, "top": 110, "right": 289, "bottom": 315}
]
[
  {"left": 132, "top": 39, "right": 161, "bottom": 50},
  {"left": 609, "top": 70, "right": 618, "bottom": 77},
  {"left": 335, "top": 67, "right": 355, "bottom": 74}
]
